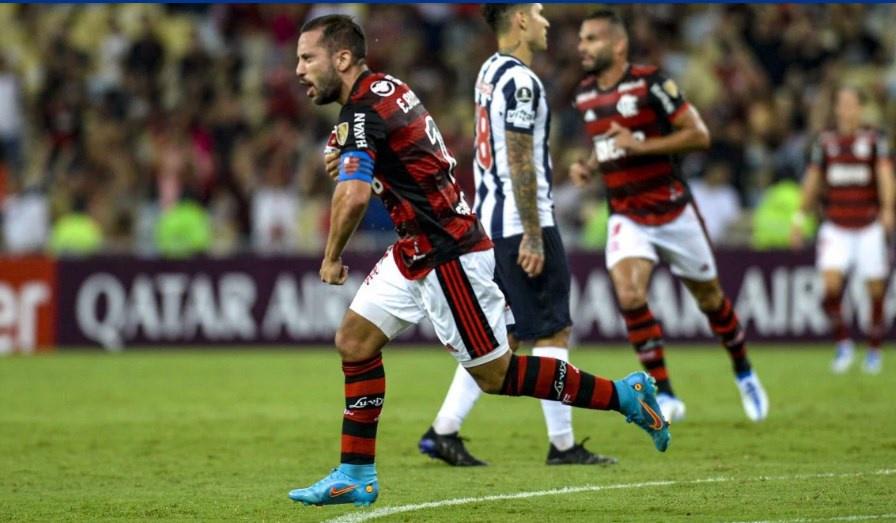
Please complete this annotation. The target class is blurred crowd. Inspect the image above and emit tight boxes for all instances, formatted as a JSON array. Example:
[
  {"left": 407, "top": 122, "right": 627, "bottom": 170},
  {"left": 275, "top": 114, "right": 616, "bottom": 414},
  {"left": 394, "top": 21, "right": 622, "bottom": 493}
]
[{"left": 0, "top": 3, "right": 894, "bottom": 257}]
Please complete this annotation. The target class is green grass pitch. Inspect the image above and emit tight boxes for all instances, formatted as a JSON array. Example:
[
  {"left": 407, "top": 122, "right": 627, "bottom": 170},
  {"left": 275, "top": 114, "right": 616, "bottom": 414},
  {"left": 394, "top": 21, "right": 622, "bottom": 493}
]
[{"left": 1, "top": 345, "right": 894, "bottom": 522}]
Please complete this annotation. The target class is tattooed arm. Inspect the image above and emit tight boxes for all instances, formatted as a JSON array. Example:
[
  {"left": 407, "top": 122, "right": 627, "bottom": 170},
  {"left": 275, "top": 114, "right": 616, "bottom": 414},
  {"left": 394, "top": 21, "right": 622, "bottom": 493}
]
[{"left": 506, "top": 129, "right": 545, "bottom": 278}]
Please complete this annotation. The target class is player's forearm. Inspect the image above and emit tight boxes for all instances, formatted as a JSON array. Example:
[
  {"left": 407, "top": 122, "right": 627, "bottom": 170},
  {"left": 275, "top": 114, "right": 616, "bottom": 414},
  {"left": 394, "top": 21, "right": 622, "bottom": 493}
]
[
  {"left": 877, "top": 161, "right": 895, "bottom": 213},
  {"left": 798, "top": 167, "right": 822, "bottom": 214},
  {"left": 636, "top": 126, "right": 710, "bottom": 156},
  {"left": 506, "top": 131, "right": 541, "bottom": 236},
  {"left": 324, "top": 182, "right": 371, "bottom": 262},
  {"left": 584, "top": 150, "right": 600, "bottom": 173}
]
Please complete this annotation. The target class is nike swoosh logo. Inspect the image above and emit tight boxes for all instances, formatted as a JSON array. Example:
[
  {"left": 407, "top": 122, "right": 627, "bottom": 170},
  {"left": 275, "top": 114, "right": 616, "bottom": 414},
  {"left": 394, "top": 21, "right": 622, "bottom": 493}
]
[
  {"left": 639, "top": 399, "right": 665, "bottom": 430},
  {"left": 329, "top": 485, "right": 356, "bottom": 497}
]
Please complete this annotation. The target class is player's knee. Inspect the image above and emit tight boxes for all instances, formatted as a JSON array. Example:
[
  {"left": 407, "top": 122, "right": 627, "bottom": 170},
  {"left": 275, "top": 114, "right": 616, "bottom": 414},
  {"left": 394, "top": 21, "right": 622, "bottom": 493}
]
[
  {"left": 474, "top": 372, "right": 505, "bottom": 394},
  {"left": 467, "top": 358, "right": 510, "bottom": 394},
  {"left": 696, "top": 288, "right": 724, "bottom": 312},
  {"left": 534, "top": 328, "right": 570, "bottom": 348},
  {"left": 550, "top": 326, "right": 571, "bottom": 347},
  {"left": 822, "top": 274, "right": 845, "bottom": 297},
  {"left": 334, "top": 328, "right": 370, "bottom": 361},
  {"left": 823, "top": 283, "right": 844, "bottom": 300},
  {"left": 616, "top": 286, "right": 647, "bottom": 310},
  {"left": 867, "top": 280, "right": 886, "bottom": 299}
]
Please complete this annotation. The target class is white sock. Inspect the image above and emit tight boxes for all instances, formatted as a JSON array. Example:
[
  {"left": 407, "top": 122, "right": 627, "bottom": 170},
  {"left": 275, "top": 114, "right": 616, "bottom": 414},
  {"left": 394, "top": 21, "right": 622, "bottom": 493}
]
[
  {"left": 432, "top": 365, "right": 482, "bottom": 435},
  {"left": 532, "top": 346, "right": 574, "bottom": 451}
]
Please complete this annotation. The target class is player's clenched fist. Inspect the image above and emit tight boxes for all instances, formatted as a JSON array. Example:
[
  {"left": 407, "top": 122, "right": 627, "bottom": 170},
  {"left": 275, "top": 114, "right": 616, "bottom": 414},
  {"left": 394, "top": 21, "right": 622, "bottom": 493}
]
[
  {"left": 319, "top": 257, "right": 348, "bottom": 285},
  {"left": 518, "top": 233, "right": 545, "bottom": 278},
  {"left": 569, "top": 159, "right": 594, "bottom": 187}
]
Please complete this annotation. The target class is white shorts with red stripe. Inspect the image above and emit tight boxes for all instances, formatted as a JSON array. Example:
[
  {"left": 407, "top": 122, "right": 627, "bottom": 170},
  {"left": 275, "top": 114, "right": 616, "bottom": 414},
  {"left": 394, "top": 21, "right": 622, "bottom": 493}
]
[
  {"left": 350, "top": 247, "right": 511, "bottom": 368},
  {"left": 605, "top": 203, "right": 718, "bottom": 281},
  {"left": 816, "top": 220, "right": 889, "bottom": 280}
]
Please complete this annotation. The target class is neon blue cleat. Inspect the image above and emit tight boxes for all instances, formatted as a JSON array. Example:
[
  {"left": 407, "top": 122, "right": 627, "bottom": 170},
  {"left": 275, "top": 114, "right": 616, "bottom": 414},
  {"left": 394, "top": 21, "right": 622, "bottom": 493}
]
[
  {"left": 736, "top": 370, "right": 769, "bottom": 421},
  {"left": 288, "top": 467, "right": 379, "bottom": 507},
  {"left": 615, "top": 371, "right": 671, "bottom": 452},
  {"left": 863, "top": 350, "right": 882, "bottom": 375}
]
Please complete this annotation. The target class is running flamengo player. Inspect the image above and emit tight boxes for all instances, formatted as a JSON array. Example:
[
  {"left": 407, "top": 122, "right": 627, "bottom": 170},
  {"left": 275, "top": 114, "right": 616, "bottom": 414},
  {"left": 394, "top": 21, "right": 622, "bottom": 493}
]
[
  {"left": 569, "top": 10, "right": 769, "bottom": 423},
  {"left": 288, "top": 14, "right": 669, "bottom": 508},
  {"left": 792, "top": 86, "right": 895, "bottom": 375},
  {"left": 419, "top": 3, "right": 616, "bottom": 468}
]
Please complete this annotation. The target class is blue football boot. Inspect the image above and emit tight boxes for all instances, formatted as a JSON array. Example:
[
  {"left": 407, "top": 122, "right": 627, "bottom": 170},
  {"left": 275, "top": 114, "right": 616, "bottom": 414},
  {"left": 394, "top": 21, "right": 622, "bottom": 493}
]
[
  {"left": 288, "top": 465, "right": 378, "bottom": 507},
  {"left": 615, "top": 371, "right": 671, "bottom": 452},
  {"left": 735, "top": 370, "right": 769, "bottom": 422},
  {"left": 863, "top": 349, "right": 882, "bottom": 375}
]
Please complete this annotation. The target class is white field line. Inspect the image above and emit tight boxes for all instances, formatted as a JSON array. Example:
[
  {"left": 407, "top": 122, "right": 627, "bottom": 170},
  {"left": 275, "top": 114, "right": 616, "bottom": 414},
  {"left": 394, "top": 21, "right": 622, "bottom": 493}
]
[
  {"left": 322, "top": 469, "right": 896, "bottom": 523},
  {"left": 731, "top": 514, "right": 896, "bottom": 523}
]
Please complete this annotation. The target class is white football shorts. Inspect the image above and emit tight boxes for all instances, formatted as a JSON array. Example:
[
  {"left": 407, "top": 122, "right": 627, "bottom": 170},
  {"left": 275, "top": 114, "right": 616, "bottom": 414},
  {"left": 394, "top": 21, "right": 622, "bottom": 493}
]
[
  {"left": 816, "top": 220, "right": 889, "bottom": 280},
  {"left": 350, "top": 247, "right": 510, "bottom": 367},
  {"left": 605, "top": 204, "right": 718, "bottom": 281}
]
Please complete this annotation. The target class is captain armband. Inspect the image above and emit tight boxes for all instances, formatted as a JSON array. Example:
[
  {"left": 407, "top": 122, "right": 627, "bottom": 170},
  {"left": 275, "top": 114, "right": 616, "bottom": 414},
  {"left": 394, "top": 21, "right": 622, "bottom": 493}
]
[{"left": 336, "top": 151, "right": 375, "bottom": 184}]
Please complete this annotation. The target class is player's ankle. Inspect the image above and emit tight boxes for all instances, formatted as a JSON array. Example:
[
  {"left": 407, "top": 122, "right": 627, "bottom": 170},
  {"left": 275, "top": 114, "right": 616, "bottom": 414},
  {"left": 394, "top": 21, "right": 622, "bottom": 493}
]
[{"left": 338, "top": 463, "right": 377, "bottom": 481}]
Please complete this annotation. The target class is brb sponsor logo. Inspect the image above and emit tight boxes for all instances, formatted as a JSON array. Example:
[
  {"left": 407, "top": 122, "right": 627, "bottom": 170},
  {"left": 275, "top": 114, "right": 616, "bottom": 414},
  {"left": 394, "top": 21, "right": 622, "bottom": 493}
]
[{"left": 0, "top": 257, "right": 55, "bottom": 354}]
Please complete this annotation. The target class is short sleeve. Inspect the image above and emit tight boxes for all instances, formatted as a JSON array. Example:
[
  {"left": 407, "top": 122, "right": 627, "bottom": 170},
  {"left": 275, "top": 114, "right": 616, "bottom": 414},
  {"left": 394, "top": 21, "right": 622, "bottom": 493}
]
[
  {"left": 647, "top": 72, "right": 688, "bottom": 120},
  {"left": 335, "top": 104, "right": 387, "bottom": 158},
  {"left": 501, "top": 69, "right": 540, "bottom": 134}
]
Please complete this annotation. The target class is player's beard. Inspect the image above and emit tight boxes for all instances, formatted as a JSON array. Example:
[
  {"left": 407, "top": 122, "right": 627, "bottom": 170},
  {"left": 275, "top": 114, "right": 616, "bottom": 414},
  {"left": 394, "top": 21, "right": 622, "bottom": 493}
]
[
  {"left": 585, "top": 49, "right": 614, "bottom": 75},
  {"left": 313, "top": 66, "right": 342, "bottom": 105}
]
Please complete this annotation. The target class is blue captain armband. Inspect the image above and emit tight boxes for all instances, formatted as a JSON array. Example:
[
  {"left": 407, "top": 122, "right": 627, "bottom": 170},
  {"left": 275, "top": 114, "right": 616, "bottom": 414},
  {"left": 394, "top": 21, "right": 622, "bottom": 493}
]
[{"left": 336, "top": 150, "right": 375, "bottom": 184}]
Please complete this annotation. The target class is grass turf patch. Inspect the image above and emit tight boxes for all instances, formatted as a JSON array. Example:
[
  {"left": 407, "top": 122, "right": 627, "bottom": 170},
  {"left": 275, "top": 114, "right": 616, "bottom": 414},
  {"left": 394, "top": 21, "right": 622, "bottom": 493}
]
[{"left": 1, "top": 345, "right": 893, "bottom": 522}]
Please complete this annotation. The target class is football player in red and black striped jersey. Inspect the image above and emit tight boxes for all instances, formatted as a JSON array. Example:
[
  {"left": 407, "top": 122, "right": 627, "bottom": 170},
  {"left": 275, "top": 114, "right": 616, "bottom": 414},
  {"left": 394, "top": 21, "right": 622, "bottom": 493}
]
[
  {"left": 793, "top": 86, "right": 895, "bottom": 375},
  {"left": 287, "top": 13, "right": 670, "bottom": 509},
  {"left": 569, "top": 10, "right": 768, "bottom": 423}
]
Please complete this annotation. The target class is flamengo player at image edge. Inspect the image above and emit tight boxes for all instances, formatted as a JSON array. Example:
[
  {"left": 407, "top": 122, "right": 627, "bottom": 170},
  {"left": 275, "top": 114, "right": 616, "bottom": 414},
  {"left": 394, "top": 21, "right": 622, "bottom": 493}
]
[
  {"left": 792, "top": 86, "right": 895, "bottom": 375},
  {"left": 419, "top": 3, "right": 617, "bottom": 468},
  {"left": 569, "top": 10, "right": 768, "bottom": 423},
  {"left": 288, "top": 14, "right": 670, "bottom": 508}
]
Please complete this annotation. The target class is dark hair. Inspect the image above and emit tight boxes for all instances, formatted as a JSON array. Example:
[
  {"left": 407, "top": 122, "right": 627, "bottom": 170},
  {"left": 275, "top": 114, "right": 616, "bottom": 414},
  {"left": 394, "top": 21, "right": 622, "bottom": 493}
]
[
  {"left": 482, "top": 4, "right": 525, "bottom": 34},
  {"left": 584, "top": 8, "right": 627, "bottom": 34},
  {"left": 300, "top": 14, "right": 366, "bottom": 63}
]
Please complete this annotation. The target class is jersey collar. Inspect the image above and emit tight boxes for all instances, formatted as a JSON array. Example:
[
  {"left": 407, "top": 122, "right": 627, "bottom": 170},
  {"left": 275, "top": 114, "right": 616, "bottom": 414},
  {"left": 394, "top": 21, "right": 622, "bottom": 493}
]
[
  {"left": 495, "top": 52, "right": 528, "bottom": 69},
  {"left": 348, "top": 69, "right": 373, "bottom": 101},
  {"left": 595, "top": 63, "right": 631, "bottom": 93}
]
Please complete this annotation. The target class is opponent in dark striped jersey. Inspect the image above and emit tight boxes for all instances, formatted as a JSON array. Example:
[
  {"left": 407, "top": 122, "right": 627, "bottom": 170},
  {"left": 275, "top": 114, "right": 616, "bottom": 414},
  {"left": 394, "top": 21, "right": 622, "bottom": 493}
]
[
  {"left": 569, "top": 10, "right": 768, "bottom": 423},
  {"left": 288, "top": 13, "right": 670, "bottom": 509},
  {"left": 793, "top": 86, "right": 895, "bottom": 375},
  {"left": 422, "top": 3, "right": 615, "bottom": 469}
]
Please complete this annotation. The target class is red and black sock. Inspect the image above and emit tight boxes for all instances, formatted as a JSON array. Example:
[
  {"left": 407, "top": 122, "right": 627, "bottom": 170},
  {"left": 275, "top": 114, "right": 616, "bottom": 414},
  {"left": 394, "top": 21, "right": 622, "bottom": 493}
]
[
  {"left": 706, "top": 297, "right": 751, "bottom": 375},
  {"left": 869, "top": 295, "right": 884, "bottom": 349},
  {"left": 340, "top": 354, "right": 385, "bottom": 465},
  {"left": 822, "top": 291, "right": 849, "bottom": 343},
  {"left": 499, "top": 354, "right": 620, "bottom": 412},
  {"left": 621, "top": 305, "right": 672, "bottom": 395}
]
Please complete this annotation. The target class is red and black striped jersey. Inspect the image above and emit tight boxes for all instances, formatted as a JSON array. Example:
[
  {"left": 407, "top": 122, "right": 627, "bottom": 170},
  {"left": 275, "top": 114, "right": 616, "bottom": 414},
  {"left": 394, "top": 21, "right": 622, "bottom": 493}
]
[
  {"left": 335, "top": 71, "right": 492, "bottom": 280},
  {"left": 809, "top": 127, "right": 888, "bottom": 228},
  {"left": 574, "top": 64, "right": 691, "bottom": 226}
]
